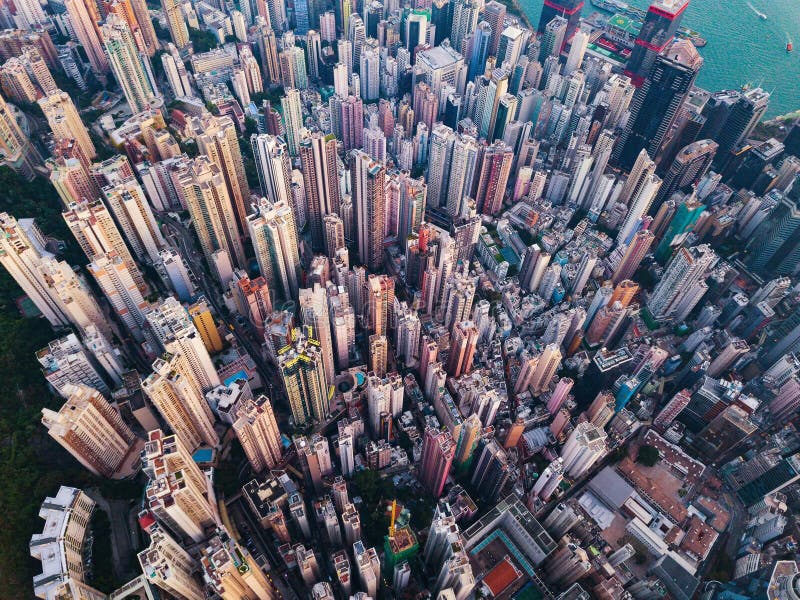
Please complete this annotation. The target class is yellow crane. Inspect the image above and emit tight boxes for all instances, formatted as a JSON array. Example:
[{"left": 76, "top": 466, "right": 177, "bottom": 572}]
[{"left": 389, "top": 499, "right": 397, "bottom": 538}]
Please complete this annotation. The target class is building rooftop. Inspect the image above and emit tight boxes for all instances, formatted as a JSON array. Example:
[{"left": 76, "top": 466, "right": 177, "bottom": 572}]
[
  {"left": 482, "top": 556, "right": 523, "bottom": 597},
  {"left": 417, "top": 45, "right": 463, "bottom": 69}
]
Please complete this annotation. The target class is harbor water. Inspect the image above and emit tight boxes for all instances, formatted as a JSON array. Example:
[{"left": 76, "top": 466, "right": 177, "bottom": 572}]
[{"left": 518, "top": 0, "right": 800, "bottom": 118}]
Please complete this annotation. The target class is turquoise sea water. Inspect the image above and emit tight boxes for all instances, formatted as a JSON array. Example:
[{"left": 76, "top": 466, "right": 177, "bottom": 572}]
[{"left": 518, "top": 0, "right": 800, "bottom": 118}]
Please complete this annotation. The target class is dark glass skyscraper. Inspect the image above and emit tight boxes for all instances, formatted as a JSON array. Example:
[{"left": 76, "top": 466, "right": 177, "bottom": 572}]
[
  {"left": 625, "top": 0, "right": 689, "bottom": 85},
  {"left": 536, "top": 0, "right": 583, "bottom": 49},
  {"left": 615, "top": 39, "right": 702, "bottom": 171},
  {"left": 701, "top": 88, "right": 770, "bottom": 168}
]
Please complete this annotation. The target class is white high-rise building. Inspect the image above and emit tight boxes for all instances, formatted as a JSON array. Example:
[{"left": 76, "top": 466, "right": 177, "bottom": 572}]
[
  {"left": 281, "top": 88, "right": 304, "bottom": 155},
  {"left": 648, "top": 245, "right": 717, "bottom": 322},
  {"left": 0, "top": 214, "right": 71, "bottom": 327},
  {"left": 233, "top": 395, "right": 283, "bottom": 473},
  {"left": 616, "top": 149, "right": 660, "bottom": 244},
  {"left": 359, "top": 41, "right": 380, "bottom": 101},
  {"left": 366, "top": 372, "right": 403, "bottom": 435},
  {"left": 37, "top": 333, "right": 111, "bottom": 397},
  {"left": 141, "top": 352, "right": 220, "bottom": 451},
  {"left": 102, "top": 179, "right": 165, "bottom": 263},
  {"left": 564, "top": 28, "right": 589, "bottom": 75},
  {"left": 560, "top": 422, "right": 607, "bottom": 478},
  {"left": 162, "top": 43, "right": 193, "bottom": 97},
  {"left": 531, "top": 457, "right": 564, "bottom": 501},
  {"left": 159, "top": 248, "right": 196, "bottom": 301},
  {"left": 30, "top": 486, "right": 105, "bottom": 600},
  {"left": 138, "top": 523, "right": 204, "bottom": 600},
  {"left": 87, "top": 251, "right": 149, "bottom": 339},
  {"left": 63, "top": 199, "right": 148, "bottom": 293},
  {"left": 248, "top": 196, "right": 301, "bottom": 301},
  {"left": 102, "top": 15, "right": 160, "bottom": 113},
  {"left": 82, "top": 324, "right": 125, "bottom": 387},
  {"left": 446, "top": 134, "right": 480, "bottom": 217},
  {"left": 42, "top": 383, "right": 140, "bottom": 478},
  {"left": 428, "top": 124, "right": 455, "bottom": 208},
  {"left": 145, "top": 297, "right": 221, "bottom": 391},
  {"left": 38, "top": 257, "right": 110, "bottom": 337}
]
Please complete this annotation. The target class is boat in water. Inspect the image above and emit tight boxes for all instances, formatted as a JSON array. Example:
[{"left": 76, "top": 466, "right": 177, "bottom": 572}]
[{"left": 788, "top": 42, "right": 794, "bottom": 52}]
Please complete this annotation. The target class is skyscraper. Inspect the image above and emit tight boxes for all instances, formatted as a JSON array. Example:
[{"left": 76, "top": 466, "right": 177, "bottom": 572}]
[
  {"left": 299, "top": 284, "right": 335, "bottom": 384},
  {"left": 427, "top": 124, "right": 455, "bottom": 208},
  {"left": 616, "top": 151, "right": 662, "bottom": 245},
  {"left": 339, "top": 94, "right": 364, "bottom": 151},
  {"left": 87, "top": 252, "right": 149, "bottom": 338},
  {"left": 161, "top": 0, "right": 190, "bottom": 48},
  {"left": 446, "top": 134, "right": 480, "bottom": 217},
  {"left": 138, "top": 522, "right": 204, "bottom": 600},
  {"left": 102, "top": 179, "right": 166, "bottom": 263},
  {"left": 446, "top": 320, "right": 479, "bottom": 377},
  {"left": 41, "top": 383, "right": 140, "bottom": 478},
  {"left": 474, "top": 141, "right": 513, "bottom": 216},
  {"left": 560, "top": 422, "right": 607, "bottom": 478},
  {"left": 145, "top": 297, "right": 221, "bottom": 391},
  {"left": 701, "top": 87, "right": 770, "bottom": 165},
  {"left": 745, "top": 195, "right": 800, "bottom": 278},
  {"left": 201, "top": 528, "right": 278, "bottom": 599},
  {"left": 196, "top": 114, "right": 252, "bottom": 241},
  {"left": 0, "top": 92, "right": 42, "bottom": 179},
  {"left": 419, "top": 427, "right": 455, "bottom": 498},
  {"left": 281, "top": 88, "right": 304, "bottom": 155},
  {"left": 616, "top": 39, "right": 703, "bottom": 170},
  {"left": 653, "top": 139, "right": 717, "bottom": 210},
  {"left": 0, "top": 214, "right": 72, "bottom": 327},
  {"left": 647, "top": 244, "right": 717, "bottom": 322},
  {"left": 278, "top": 327, "right": 329, "bottom": 425},
  {"left": 299, "top": 130, "right": 341, "bottom": 250},
  {"left": 536, "top": 0, "right": 583, "bottom": 47},
  {"left": 470, "top": 439, "right": 511, "bottom": 502},
  {"left": 39, "top": 91, "right": 96, "bottom": 160},
  {"left": 142, "top": 352, "right": 220, "bottom": 451},
  {"left": 251, "top": 133, "right": 295, "bottom": 217},
  {"left": 64, "top": 0, "right": 109, "bottom": 74},
  {"left": 352, "top": 150, "right": 386, "bottom": 271},
  {"left": 625, "top": 0, "right": 689, "bottom": 85},
  {"left": 173, "top": 156, "right": 246, "bottom": 276},
  {"left": 364, "top": 273, "right": 394, "bottom": 336},
  {"left": 30, "top": 487, "right": 105, "bottom": 600},
  {"left": 37, "top": 331, "right": 111, "bottom": 396},
  {"left": 63, "top": 199, "right": 148, "bottom": 293},
  {"left": 102, "top": 15, "right": 159, "bottom": 113},
  {"left": 233, "top": 395, "right": 283, "bottom": 473},
  {"left": 248, "top": 196, "right": 302, "bottom": 301}
]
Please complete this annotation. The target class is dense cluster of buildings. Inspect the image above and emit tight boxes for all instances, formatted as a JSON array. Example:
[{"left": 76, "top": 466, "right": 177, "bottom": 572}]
[{"left": 2, "top": 0, "right": 800, "bottom": 597}]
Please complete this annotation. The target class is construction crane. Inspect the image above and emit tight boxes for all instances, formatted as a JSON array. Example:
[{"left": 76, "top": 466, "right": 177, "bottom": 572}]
[{"left": 389, "top": 499, "right": 397, "bottom": 538}]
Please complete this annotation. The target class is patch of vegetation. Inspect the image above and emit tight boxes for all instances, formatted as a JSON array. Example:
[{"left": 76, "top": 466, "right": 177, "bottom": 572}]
[
  {"left": 189, "top": 27, "right": 221, "bottom": 53},
  {"left": 152, "top": 18, "right": 171, "bottom": 41},
  {"left": 89, "top": 510, "right": 119, "bottom": 592},
  {"left": 215, "top": 438, "right": 247, "bottom": 498},
  {"left": 0, "top": 167, "right": 115, "bottom": 596},
  {"left": 636, "top": 444, "right": 661, "bottom": 467}
]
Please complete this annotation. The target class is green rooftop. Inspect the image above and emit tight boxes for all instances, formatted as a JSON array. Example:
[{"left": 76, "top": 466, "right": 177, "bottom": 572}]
[{"left": 608, "top": 13, "right": 641, "bottom": 35}]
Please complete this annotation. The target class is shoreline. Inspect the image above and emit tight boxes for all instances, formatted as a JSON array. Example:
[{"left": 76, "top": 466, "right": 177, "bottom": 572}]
[{"left": 497, "top": 0, "right": 534, "bottom": 30}]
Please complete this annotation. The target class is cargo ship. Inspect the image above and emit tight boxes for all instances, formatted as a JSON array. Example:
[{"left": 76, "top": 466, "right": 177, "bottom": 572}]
[{"left": 590, "top": 0, "right": 707, "bottom": 47}]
